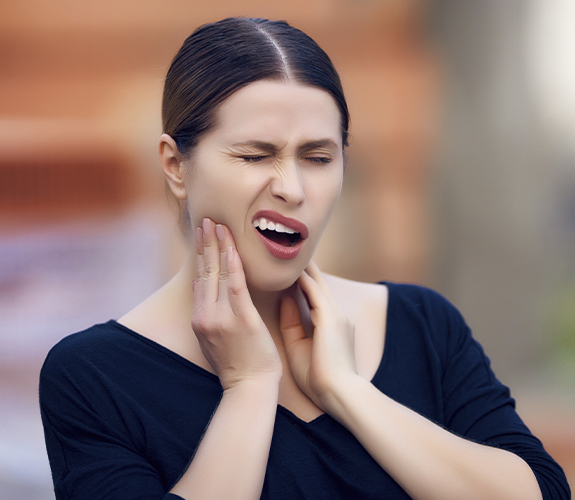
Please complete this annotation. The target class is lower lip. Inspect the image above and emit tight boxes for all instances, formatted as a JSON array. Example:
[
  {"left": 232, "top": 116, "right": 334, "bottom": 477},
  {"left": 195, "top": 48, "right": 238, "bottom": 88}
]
[{"left": 254, "top": 228, "right": 304, "bottom": 260}]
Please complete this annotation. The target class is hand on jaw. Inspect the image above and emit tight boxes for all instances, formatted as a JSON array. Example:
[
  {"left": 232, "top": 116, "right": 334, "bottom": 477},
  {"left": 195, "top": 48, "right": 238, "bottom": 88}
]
[
  {"left": 192, "top": 217, "right": 359, "bottom": 414},
  {"left": 191, "top": 217, "right": 282, "bottom": 392}
]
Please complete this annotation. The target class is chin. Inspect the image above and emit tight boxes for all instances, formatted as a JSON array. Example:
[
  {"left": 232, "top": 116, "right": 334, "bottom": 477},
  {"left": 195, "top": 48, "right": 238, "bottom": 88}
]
[
  {"left": 245, "top": 273, "right": 299, "bottom": 293},
  {"left": 236, "top": 236, "right": 312, "bottom": 293},
  {"left": 242, "top": 262, "right": 303, "bottom": 294}
]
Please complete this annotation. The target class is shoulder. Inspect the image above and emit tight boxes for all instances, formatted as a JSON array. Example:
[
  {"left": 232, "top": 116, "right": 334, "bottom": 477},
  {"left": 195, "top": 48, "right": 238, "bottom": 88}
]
[
  {"left": 324, "top": 273, "right": 461, "bottom": 323},
  {"left": 44, "top": 321, "right": 124, "bottom": 357},
  {"left": 324, "top": 274, "right": 388, "bottom": 314},
  {"left": 384, "top": 282, "right": 484, "bottom": 374},
  {"left": 40, "top": 321, "right": 136, "bottom": 382},
  {"left": 384, "top": 280, "right": 452, "bottom": 305},
  {"left": 329, "top": 276, "right": 472, "bottom": 357},
  {"left": 39, "top": 321, "right": 176, "bottom": 421},
  {"left": 39, "top": 323, "right": 125, "bottom": 418},
  {"left": 322, "top": 274, "right": 389, "bottom": 380},
  {"left": 384, "top": 281, "right": 466, "bottom": 326}
]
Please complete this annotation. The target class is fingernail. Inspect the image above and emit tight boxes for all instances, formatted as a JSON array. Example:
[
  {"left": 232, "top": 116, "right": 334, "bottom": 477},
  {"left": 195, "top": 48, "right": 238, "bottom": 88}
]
[
  {"left": 226, "top": 246, "right": 233, "bottom": 263},
  {"left": 195, "top": 227, "right": 203, "bottom": 246},
  {"left": 202, "top": 218, "right": 213, "bottom": 236},
  {"left": 215, "top": 224, "right": 225, "bottom": 242}
]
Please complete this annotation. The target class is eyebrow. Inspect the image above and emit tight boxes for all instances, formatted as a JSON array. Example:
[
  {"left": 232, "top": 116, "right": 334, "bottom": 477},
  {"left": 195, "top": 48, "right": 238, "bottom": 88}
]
[
  {"left": 230, "top": 141, "right": 280, "bottom": 153},
  {"left": 230, "top": 139, "right": 340, "bottom": 154},
  {"left": 298, "top": 139, "right": 340, "bottom": 153}
]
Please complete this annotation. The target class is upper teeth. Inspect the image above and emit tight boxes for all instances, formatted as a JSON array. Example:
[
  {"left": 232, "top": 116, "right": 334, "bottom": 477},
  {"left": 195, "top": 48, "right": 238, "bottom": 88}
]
[{"left": 253, "top": 217, "right": 298, "bottom": 234}]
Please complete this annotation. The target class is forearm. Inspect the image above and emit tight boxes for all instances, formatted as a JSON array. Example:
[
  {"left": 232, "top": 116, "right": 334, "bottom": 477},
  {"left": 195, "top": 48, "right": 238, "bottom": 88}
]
[
  {"left": 170, "top": 379, "right": 279, "bottom": 500},
  {"left": 324, "top": 375, "right": 542, "bottom": 500}
]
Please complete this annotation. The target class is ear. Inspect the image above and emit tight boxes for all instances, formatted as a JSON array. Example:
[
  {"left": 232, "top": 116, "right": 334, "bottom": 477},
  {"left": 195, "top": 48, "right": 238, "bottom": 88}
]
[{"left": 159, "top": 134, "right": 187, "bottom": 200}]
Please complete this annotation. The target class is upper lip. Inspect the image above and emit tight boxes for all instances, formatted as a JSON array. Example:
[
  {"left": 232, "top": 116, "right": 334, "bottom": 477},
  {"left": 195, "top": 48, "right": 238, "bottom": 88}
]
[{"left": 252, "top": 210, "right": 309, "bottom": 239}]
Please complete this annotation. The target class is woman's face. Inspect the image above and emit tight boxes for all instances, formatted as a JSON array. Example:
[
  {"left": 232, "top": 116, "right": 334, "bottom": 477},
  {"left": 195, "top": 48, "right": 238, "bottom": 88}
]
[{"left": 183, "top": 80, "right": 344, "bottom": 291}]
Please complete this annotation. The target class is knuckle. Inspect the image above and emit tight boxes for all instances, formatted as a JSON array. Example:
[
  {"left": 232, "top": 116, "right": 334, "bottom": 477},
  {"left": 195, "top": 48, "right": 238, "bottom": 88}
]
[
  {"left": 191, "top": 315, "right": 203, "bottom": 332},
  {"left": 203, "top": 264, "right": 219, "bottom": 280},
  {"left": 191, "top": 319, "right": 204, "bottom": 333},
  {"left": 219, "top": 270, "right": 229, "bottom": 281},
  {"left": 192, "top": 309, "right": 210, "bottom": 331},
  {"left": 203, "top": 236, "right": 215, "bottom": 247},
  {"left": 228, "top": 281, "right": 243, "bottom": 296}
]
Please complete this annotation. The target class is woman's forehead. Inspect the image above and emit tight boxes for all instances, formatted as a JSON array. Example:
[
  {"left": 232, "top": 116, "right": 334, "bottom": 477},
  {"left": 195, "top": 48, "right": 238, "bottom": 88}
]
[{"left": 208, "top": 80, "right": 342, "bottom": 146}]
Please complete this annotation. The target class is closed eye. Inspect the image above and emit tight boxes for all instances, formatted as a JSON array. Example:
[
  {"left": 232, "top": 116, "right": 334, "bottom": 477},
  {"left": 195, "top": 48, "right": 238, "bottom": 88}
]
[
  {"left": 241, "top": 156, "right": 267, "bottom": 162},
  {"left": 306, "top": 157, "right": 332, "bottom": 165}
]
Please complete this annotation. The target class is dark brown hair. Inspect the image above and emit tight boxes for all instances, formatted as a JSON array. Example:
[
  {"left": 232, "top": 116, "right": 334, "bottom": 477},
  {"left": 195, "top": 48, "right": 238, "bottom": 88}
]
[{"left": 162, "top": 17, "right": 350, "bottom": 157}]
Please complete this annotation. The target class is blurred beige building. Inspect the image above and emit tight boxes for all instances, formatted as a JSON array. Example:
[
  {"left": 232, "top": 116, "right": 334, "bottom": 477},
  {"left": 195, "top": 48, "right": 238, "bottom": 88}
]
[{"left": 0, "top": 0, "right": 573, "bottom": 497}]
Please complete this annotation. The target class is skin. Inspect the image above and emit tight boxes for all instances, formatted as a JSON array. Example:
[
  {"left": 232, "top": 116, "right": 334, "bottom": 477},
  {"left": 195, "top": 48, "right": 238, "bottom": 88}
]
[
  {"left": 179, "top": 79, "right": 344, "bottom": 293},
  {"left": 119, "top": 79, "right": 542, "bottom": 500}
]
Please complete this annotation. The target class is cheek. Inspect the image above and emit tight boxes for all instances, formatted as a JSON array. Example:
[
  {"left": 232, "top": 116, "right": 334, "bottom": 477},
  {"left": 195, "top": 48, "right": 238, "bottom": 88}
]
[
  {"left": 185, "top": 173, "right": 222, "bottom": 227},
  {"left": 185, "top": 174, "right": 252, "bottom": 230},
  {"left": 314, "top": 174, "right": 343, "bottom": 223},
  {"left": 186, "top": 192, "right": 231, "bottom": 230}
]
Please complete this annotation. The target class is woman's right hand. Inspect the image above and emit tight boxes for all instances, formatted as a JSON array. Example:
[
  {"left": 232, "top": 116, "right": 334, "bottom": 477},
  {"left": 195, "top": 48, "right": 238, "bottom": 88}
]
[{"left": 191, "top": 218, "right": 282, "bottom": 391}]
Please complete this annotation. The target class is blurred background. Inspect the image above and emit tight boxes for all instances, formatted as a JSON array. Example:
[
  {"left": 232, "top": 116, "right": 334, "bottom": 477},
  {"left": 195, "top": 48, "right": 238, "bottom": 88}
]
[{"left": 0, "top": 0, "right": 573, "bottom": 497}]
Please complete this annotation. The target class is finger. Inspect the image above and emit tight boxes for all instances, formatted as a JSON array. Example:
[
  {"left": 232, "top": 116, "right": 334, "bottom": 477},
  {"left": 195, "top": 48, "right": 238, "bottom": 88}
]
[
  {"left": 216, "top": 224, "right": 236, "bottom": 285},
  {"left": 225, "top": 245, "right": 255, "bottom": 314},
  {"left": 215, "top": 224, "right": 228, "bottom": 284},
  {"left": 201, "top": 218, "right": 220, "bottom": 304},
  {"left": 304, "top": 260, "right": 322, "bottom": 282},
  {"left": 193, "top": 226, "right": 205, "bottom": 309},
  {"left": 303, "top": 261, "right": 341, "bottom": 312},
  {"left": 279, "top": 297, "right": 312, "bottom": 381},
  {"left": 304, "top": 261, "right": 336, "bottom": 299},
  {"left": 279, "top": 296, "right": 307, "bottom": 350},
  {"left": 216, "top": 224, "right": 241, "bottom": 309},
  {"left": 297, "top": 270, "right": 330, "bottom": 312},
  {"left": 195, "top": 226, "right": 205, "bottom": 279}
]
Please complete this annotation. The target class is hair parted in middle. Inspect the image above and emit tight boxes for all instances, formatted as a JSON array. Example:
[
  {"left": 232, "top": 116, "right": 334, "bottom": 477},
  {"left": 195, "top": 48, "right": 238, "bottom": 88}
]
[{"left": 162, "top": 17, "right": 350, "bottom": 159}]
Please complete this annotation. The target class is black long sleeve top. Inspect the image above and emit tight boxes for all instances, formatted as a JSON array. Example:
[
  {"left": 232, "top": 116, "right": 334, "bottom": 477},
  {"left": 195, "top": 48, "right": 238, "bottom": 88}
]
[{"left": 39, "top": 282, "right": 571, "bottom": 499}]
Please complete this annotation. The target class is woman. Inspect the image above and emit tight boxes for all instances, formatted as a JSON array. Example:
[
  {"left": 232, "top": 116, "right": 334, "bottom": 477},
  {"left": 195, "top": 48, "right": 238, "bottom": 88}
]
[{"left": 39, "top": 17, "right": 570, "bottom": 500}]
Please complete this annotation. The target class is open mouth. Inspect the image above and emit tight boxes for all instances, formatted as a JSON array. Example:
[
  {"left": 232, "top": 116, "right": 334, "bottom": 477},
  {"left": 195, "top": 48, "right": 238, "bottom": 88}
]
[
  {"left": 252, "top": 212, "right": 308, "bottom": 260},
  {"left": 256, "top": 227, "right": 301, "bottom": 247}
]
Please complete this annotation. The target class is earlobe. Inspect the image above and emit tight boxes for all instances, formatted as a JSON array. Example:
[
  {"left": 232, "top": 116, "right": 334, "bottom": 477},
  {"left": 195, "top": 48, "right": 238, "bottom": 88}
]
[{"left": 159, "top": 133, "right": 187, "bottom": 200}]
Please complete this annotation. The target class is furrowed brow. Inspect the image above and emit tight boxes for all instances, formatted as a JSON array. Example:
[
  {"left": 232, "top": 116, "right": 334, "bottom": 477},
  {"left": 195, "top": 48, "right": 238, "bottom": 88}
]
[
  {"left": 230, "top": 141, "right": 280, "bottom": 153},
  {"left": 298, "top": 139, "right": 340, "bottom": 154}
]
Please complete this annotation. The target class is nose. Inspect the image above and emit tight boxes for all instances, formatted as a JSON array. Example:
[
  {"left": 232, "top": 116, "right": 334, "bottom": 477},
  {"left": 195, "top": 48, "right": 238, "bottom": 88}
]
[{"left": 269, "top": 160, "right": 305, "bottom": 206}]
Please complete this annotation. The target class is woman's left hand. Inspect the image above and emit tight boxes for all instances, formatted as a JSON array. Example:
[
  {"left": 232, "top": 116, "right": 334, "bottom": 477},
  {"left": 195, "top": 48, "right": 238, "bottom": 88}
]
[{"left": 279, "top": 261, "right": 358, "bottom": 412}]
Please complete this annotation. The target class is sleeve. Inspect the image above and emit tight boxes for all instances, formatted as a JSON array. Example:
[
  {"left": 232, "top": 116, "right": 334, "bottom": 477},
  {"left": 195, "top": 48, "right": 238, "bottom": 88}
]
[
  {"left": 426, "top": 289, "right": 571, "bottom": 500},
  {"left": 39, "top": 340, "right": 184, "bottom": 500}
]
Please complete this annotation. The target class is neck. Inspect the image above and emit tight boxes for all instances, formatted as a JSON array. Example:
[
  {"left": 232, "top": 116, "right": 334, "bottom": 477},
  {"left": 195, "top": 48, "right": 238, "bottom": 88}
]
[{"left": 247, "top": 285, "right": 298, "bottom": 335}]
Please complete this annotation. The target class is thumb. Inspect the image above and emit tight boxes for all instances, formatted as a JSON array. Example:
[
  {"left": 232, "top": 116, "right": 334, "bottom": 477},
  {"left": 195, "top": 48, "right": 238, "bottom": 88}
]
[{"left": 279, "top": 296, "right": 306, "bottom": 351}]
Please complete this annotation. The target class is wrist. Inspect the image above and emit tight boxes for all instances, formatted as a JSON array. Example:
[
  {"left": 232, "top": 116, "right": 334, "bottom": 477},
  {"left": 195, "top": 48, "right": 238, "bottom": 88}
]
[
  {"left": 319, "top": 373, "right": 371, "bottom": 423},
  {"left": 223, "top": 374, "right": 281, "bottom": 399}
]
